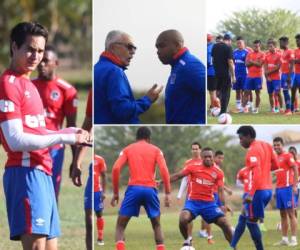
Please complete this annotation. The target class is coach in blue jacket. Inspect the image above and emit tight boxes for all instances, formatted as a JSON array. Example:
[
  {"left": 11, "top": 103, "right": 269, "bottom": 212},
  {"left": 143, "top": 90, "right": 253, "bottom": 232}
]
[
  {"left": 94, "top": 30, "right": 162, "bottom": 124},
  {"left": 156, "top": 30, "right": 206, "bottom": 124}
]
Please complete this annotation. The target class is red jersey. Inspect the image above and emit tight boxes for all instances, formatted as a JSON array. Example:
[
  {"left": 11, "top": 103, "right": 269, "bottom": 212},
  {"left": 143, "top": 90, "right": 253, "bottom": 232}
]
[
  {"left": 32, "top": 77, "right": 77, "bottom": 131},
  {"left": 246, "top": 51, "right": 265, "bottom": 78},
  {"left": 181, "top": 163, "right": 224, "bottom": 201},
  {"left": 183, "top": 158, "right": 202, "bottom": 193},
  {"left": 294, "top": 48, "right": 300, "bottom": 74},
  {"left": 236, "top": 167, "right": 251, "bottom": 193},
  {"left": 281, "top": 49, "right": 294, "bottom": 74},
  {"left": 264, "top": 51, "right": 282, "bottom": 80},
  {"left": 94, "top": 155, "right": 107, "bottom": 192},
  {"left": 0, "top": 70, "right": 52, "bottom": 174},
  {"left": 212, "top": 165, "right": 225, "bottom": 193},
  {"left": 112, "top": 140, "right": 171, "bottom": 194},
  {"left": 245, "top": 140, "right": 279, "bottom": 196},
  {"left": 86, "top": 89, "right": 92, "bottom": 118},
  {"left": 275, "top": 151, "right": 296, "bottom": 188}
]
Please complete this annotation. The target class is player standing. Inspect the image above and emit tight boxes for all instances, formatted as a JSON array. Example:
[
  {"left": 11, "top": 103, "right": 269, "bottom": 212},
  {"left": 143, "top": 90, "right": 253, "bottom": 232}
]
[{"left": 292, "top": 34, "right": 300, "bottom": 113}]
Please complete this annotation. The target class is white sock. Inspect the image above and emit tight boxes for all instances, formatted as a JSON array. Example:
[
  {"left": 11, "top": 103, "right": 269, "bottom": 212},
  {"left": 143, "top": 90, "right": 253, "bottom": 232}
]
[
  {"left": 236, "top": 100, "right": 241, "bottom": 108},
  {"left": 291, "top": 236, "right": 297, "bottom": 242},
  {"left": 282, "top": 236, "right": 289, "bottom": 242}
]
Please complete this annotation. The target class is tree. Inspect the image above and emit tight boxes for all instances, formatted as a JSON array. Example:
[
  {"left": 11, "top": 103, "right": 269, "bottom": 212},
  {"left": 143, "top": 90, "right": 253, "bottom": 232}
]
[{"left": 216, "top": 8, "right": 300, "bottom": 49}]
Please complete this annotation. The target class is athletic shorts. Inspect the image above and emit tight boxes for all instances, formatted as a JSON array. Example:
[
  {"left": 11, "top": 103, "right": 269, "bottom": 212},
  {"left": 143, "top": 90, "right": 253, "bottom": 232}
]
[
  {"left": 94, "top": 191, "right": 104, "bottom": 213},
  {"left": 244, "top": 77, "right": 262, "bottom": 91},
  {"left": 207, "top": 75, "right": 217, "bottom": 91},
  {"left": 276, "top": 186, "right": 295, "bottom": 209},
  {"left": 213, "top": 192, "right": 222, "bottom": 207},
  {"left": 49, "top": 147, "right": 65, "bottom": 198},
  {"left": 267, "top": 80, "right": 281, "bottom": 94},
  {"left": 294, "top": 189, "right": 300, "bottom": 207},
  {"left": 183, "top": 199, "right": 224, "bottom": 224},
  {"left": 3, "top": 167, "right": 60, "bottom": 240},
  {"left": 233, "top": 75, "right": 246, "bottom": 90},
  {"left": 244, "top": 189, "right": 272, "bottom": 219},
  {"left": 293, "top": 74, "right": 300, "bottom": 88},
  {"left": 119, "top": 186, "right": 160, "bottom": 219},
  {"left": 84, "top": 165, "right": 93, "bottom": 210},
  {"left": 281, "top": 73, "right": 294, "bottom": 89},
  {"left": 216, "top": 75, "right": 231, "bottom": 91}
]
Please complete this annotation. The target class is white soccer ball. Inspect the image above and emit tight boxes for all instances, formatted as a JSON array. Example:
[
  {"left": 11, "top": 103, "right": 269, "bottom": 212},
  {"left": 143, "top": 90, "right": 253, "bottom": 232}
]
[
  {"left": 180, "top": 246, "right": 195, "bottom": 250},
  {"left": 211, "top": 107, "right": 221, "bottom": 117},
  {"left": 218, "top": 113, "right": 232, "bottom": 124}
]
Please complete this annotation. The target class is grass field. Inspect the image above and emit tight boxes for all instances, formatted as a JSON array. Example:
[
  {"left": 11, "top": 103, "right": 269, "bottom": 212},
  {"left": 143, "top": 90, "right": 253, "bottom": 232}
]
[
  {"left": 95, "top": 201, "right": 300, "bottom": 250},
  {"left": 207, "top": 87, "right": 300, "bottom": 124},
  {"left": 0, "top": 88, "right": 92, "bottom": 250}
]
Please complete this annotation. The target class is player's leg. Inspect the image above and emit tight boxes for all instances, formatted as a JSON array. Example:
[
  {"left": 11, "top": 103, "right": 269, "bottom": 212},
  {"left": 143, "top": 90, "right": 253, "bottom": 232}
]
[
  {"left": 198, "top": 219, "right": 208, "bottom": 237},
  {"left": 150, "top": 216, "right": 165, "bottom": 250},
  {"left": 287, "top": 208, "right": 298, "bottom": 246},
  {"left": 208, "top": 76, "right": 218, "bottom": 108},
  {"left": 179, "top": 210, "right": 194, "bottom": 246},
  {"left": 94, "top": 191, "right": 105, "bottom": 245},
  {"left": 45, "top": 238, "right": 58, "bottom": 250},
  {"left": 85, "top": 209, "right": 93, "bottom": 250},
  {"left": 21, "top": 234, "right": 47, "bottom": 250},
  {"left": 214, "top": 216, "right": 233, "bottom": 244},
  {"left": 274, "top": 80, "right": 282, "bottom": 112},
  {"left": 115, "top": 215, "right": 131, "bottom": 250},
  {"left": 187, "top": 221, "right": 193, "bottom": 238},
  {"left": 219, "top": 76, "right": 232, "bottom": 114}
]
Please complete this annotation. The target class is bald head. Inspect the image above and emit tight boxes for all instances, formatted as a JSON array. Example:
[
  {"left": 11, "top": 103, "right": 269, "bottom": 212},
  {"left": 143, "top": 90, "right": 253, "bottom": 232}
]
[{"left": 156, "top": 29, "right": 184, "bottom": 65}]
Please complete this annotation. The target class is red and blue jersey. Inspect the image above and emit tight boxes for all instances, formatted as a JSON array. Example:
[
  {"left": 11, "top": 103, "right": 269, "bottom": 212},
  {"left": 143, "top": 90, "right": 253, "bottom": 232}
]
[
  {"left": 233, "top": 48, "right": 249, "bottom": 77},
  {"left": 294, "top": 48, "right": 300, "bottom": 74},
  {"left": 281, "top": 49, "right": 294, "bottom": 74},
  {"left": 275, "top": 151, "right": 296, "bottom": 188}
]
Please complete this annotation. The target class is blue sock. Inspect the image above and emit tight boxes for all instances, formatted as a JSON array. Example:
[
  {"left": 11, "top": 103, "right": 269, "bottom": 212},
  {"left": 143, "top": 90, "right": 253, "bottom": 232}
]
[
  {"left": 283, "top": 89, "right": 291, "bottom": 110},
  {"left": 230, "top": 214, "right": 246, "bottom": 247},
  {"left": 247, "top": 221, "right": 264, "bottom": 250}
]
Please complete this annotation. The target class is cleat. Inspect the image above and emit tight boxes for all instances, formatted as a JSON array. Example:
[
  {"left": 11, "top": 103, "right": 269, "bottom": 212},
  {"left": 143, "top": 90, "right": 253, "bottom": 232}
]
[
  {"left": 273, "top": 240, "right": 290, "bottom": 246},
  {"left": 207, "top": 238, "right": 215, "bottom": 244},
  {"left": 198, "top": 230, "right": 208, "bottom": 238},
  {"left": 289, "top": 240, "right": 298, "bottom": 247},
  {"left": 97, "top": 239, "right": 105, "bottom": 246}
]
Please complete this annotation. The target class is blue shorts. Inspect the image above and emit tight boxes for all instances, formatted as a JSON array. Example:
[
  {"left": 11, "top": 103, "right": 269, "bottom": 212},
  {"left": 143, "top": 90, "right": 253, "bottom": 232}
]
[
  {"left": 84, "top": 165, "right": 94, "bottom": 210},
  {"left": 293, "top": 74, "right": 300, "bottom": 88},
  {"left": 294, "top": 189, "right": 300, "bottom": 207},
  {"left": 119, "top": 186, "right": 160, "bottom": 219},
  {"left": 213, "top": 192, "right": 222, "bottom": 207},
  {"left": 183, "top": 199, "right": 224, "bottom": 224},
  {"left": 233, "top": 75, "right": 246, "bottom": 90},
  {"left": 3, "top": 167, "right": 60, "bottom": 240},
  {"left": 94, "top": 191, "right": 104, "bottom": 213},
  {"left": 49, "top": 147, "right": 65, "bottom": 199},
  {"left": 244, "top": 190, "right": 272, "bottom": 219},
  {"left": 267, "top": 80, "right": 281, "bottom": 94},
  {"left": 276, "top": 186, "right": 295, "bottom": 209},
  {"left": 281, "top": 73, "right": 294, "bottom": 89},
  {"left": 244, "top": 77, "right": 262, "bottom": 90}
]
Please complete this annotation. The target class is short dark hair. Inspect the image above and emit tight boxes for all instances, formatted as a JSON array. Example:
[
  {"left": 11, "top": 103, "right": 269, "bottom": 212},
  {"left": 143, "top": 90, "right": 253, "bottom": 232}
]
[
  {"left": 216, "top": 35, "right": 223, "bottom": 40},
  {"left": 237, "top": 126, "right": 256, "bottom": 139},
  {"left": 279, "top": 36, "right": 289, "bottom": 42},
  {"left": 253, "top": 40, "right": 261, "bottom": 45},
  {"left": 273, "top": 137, "right": 284, "bottom": 145},
  {"left": 223, "top": 34, "right": 231, "bottom": 40},
  {"left": 136, "top": 126, "right": 151, "bottom": 140},
  {"left": 295, "top": 34, "right": 300, "bottom": 39},
  {"left": 288, "top": 146, "right": 297, "bottom": 154},
  {"left": 10, "top": 22, "right": 48, "bottom": 56},
  {"left": 267, "top": 38, "right": 276, "bottom": 46},
  {"left": 202, "top": 147, "right": 214, "bottom": 153},
  {"left": 45, "top": 44, "right": 57, "bottom": 54},
  {"left": 215, "top": 150, "right": 224, "bottom": 156},
  {"left": 191, "top": 142, "right": 201, "bottom": 149},
  {"left": 236, "top": 36, "right": 244, "bottom": 41}
]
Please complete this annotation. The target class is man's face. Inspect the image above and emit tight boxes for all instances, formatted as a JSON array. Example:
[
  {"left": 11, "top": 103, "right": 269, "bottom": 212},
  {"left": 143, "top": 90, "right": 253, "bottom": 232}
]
[
  {"left": 296, "top": 38, "right": 300, "bottom": 48},
  {"left": 239, "top": 134, "right": 251, "bottom": 149},
  {"left": 155, "top": 36, "right": 178, "bottom": 65},
  {"left": 279, "top": 40, "right": 288, "bottom": 50},
  {"left": 191, "top": 144, "right": 201, "bottom": 158},
  {"left": 12, "top": 35, "right": 46, "bottom": 75},
  {"left": 237, "top": 40, "right": 245, "bottom": 49},
  {"left": 110, "top": 35, "right": 136, "bottom": 66},
  {"left": 214, "top": 154, "right": 224, "bottom": 166},
  {"left": 38, "top": 50, "right": 57, "bottom": 80},
  {"left": 253, "top": 43, "right": 260, "bottom": 52},
  {"left": 202, "top": 150, "right": 214, "bottom": 167},
  {"left": 273, "top": 141, "right": 283, "bottom": 154},
  {"left": 268, "top": 43, "right": 276, "bottom": 53},
  {"left": 289, "top": 148, "right": 297, "bottom": 158}
]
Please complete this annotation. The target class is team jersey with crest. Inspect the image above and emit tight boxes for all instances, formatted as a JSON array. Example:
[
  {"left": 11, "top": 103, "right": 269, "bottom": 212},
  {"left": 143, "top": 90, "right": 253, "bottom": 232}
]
[
  {"left": 264, "top": 51, "right": 282, "bottom": 80},
  {"left": 94, "top": 155, "right": 107, "bottom": 192},
  {"left": 275, "top": 151, "right": 296, "bottom": 188},
  {"left": 237, "top": 167, "right": 251, "bottom": 193},
  {"left": 0, "top": 70, "right": 52, "bottom": 174},
  {"left": 233, "top": 48, "right": 249, "bottom": 76},
  {"left": 294, "top": 48, "right": 300, "bottom": 74},
  {"left": 212, "top": 165, "right": 225, "bottom": 193},
  {"left": 246, "top": 51, "right": 265, "bottom": 78},
  {"left": 180, "top": 163, "right": 224, "bottom": 201},
  {"left": 281, "top": 49, "right": 294, "bottom": 74}
]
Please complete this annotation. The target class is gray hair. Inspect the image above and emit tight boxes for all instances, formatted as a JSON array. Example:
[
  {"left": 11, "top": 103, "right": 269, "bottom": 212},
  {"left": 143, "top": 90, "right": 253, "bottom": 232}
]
[{"left": 105, "top": 30, "right": 127, "bottom": 50}]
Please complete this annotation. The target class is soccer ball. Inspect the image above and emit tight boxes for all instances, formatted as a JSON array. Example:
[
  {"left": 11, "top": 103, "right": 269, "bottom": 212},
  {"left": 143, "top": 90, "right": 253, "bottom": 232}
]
[
  {"left": 210, "top": 107, "right": 221, "bottom": 117},
  {"left": 218, "top": 113, "right": 232, "bottom": 124},
  {"left": 180, "top": 246, "right": 195, "bottom": 250}
]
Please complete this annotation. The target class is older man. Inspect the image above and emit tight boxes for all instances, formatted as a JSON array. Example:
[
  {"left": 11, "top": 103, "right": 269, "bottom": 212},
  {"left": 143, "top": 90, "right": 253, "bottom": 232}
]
[
  {"left": 94, "top": 30, "right": 162, "bottom": 124},
  {"left": 156, "top": 30, "right": 206, "bottom": 124}
]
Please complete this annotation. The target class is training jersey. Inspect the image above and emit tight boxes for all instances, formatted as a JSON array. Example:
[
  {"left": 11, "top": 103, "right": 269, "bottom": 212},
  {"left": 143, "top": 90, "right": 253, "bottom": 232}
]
[
  {"left": 0, "top": 69, "right": 52, "bottom": 174},
  {"left": 112, "top": 140, "right": 171, "bottom": 194},
  {"left": 180, "top": 163, "right": 224, "bottom": 201},
  {"left": 233, "top": 48, "right": 249, "bottom": 76},
  {"left": 183, "top": 158, "right": 202, "bottom": 193},
  {"left": 236, "top": 167, "right": 251, "bottom": 193},
  {"left": 245, "top": 140, "right": 279, "bottom": 196},
  {"left": 246, "top": 51, "right": 265, "bottom": 78},
  {"left": 275, "top": 151, "right": 296, "bottom": 188},
  {"left": 86, "top": 88, "right": 92, "bottom": 118},
  {"left": 94, "top": 155, "right": 107, "bottom": 192},
  {"left": 294, "top": 48, "right": 300, "bottom": 74},
  {"left": 281, "top": 49, "right": 294, "bottom": 74},
  {"left": 212, "top": 165, "right": 225, "bottom": 193},
  {"left": 207, "top": 42, "right": 215, "bottom": 76},
  {"left": 32, "top": 77, "right": 77, "bottom": 131},
  {"left": 264, "top": 51, "right": 282, "bottom": 80}
]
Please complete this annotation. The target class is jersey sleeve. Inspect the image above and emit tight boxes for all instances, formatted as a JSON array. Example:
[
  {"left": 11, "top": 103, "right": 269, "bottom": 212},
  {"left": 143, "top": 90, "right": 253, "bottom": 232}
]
[
  {"left": 111, "top": 149, "right": 128, "bottom": 194},
  {"left": 156, "top": 149, "right": 171, "bottom": 193},
  {"left": 271, "top": 148, "right": 279, "bottom": 171},
  {"left": 180, "top": 164, "right": 192, "bottom": 176},
  {"left": 245, "top": 149, "right": 260, "bottom": 196},
  {"left": 216, "top": 169, "right": 224, "bottom": 187}
]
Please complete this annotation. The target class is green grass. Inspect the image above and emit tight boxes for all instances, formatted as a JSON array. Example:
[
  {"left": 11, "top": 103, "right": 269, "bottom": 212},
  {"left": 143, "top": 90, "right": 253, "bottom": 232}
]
[
  {"left": 0, "top": 88, "right": 91, "bottom": 250},
  {"left": 207, "top": 87, "right": 300, "bottom": 124}
]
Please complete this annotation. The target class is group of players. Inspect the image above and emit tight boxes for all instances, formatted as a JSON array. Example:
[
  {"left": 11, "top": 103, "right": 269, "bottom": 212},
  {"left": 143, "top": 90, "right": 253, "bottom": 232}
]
[
  {"left": 100, "top": 126, "right": 300, "bottom": 250},
  {"left": 207, "top": 33, "right": 300, "bottom": 115}
]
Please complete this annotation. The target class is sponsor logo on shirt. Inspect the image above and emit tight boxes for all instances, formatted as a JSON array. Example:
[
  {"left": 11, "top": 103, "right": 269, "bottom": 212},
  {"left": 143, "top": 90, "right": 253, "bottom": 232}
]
[
  {"left": 0, "top": 100, "right": 15, "bottom": 112},
  {"left": 250, "top": 156, "right": 257, "bottom": 163},
  {"left": 25, "top": 114, "right": 46, "bottom": 128},
  {"left": 24, "top": 90, "right": 31, "bottom": 98}
]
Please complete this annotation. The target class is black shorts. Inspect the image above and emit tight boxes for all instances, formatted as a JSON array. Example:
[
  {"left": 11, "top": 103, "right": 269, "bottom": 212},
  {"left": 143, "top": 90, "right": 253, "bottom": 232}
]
[
  {"left": 207, "top": 75, "right": 217, "bottom": 91},
  {"left": 216, "top": 76, "right": 231, "bottom": 91}
]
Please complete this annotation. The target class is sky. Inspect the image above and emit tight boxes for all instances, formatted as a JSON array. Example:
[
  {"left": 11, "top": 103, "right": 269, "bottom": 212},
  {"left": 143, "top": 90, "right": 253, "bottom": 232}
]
[
  {"left": 207, "top": 0, "right": 300, "bottom": 32},
  {"left": 93, "top": 0, "right": 206, "bottom": 91}
]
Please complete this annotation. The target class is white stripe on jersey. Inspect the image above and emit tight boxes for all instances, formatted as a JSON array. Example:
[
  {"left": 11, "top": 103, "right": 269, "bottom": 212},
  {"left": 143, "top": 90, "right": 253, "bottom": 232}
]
[
  {"left": 22, "top": 151, "right": 30, "bottom": 167},
  {"left": 57, "top": 78, "right": 72, "bottom": 89}
]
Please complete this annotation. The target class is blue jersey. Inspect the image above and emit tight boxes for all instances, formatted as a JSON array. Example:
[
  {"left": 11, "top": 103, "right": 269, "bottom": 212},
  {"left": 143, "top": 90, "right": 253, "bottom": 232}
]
[
  {"left": 94, "top": 54, "right": 152, "bottom": 124},
  {"left": 207, "top": 42, "right": 215, "bottom": 76},
  {"left": 165, "top": 49, "right": 206, "bottom": 124},
  {"left": 233, "top": 48, "right": 248, "bottom": 76}
]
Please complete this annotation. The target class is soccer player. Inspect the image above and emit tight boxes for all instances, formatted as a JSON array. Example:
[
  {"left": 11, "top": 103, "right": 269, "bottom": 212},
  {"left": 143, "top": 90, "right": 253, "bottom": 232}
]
[
  {"left": 170, "top": 147, "right": 233, "bottom": 249},
  {"left": 207, "top": 34, "right": 218, "bottom": 108},
  {"left": 264, "top": 39, "right": 282, "bottom": 113},
  {"left": 273, "top": 137, "right": 298, "bottom": 246},
  {"left": 33, "top": 45, "right": 78, "bottom": 201},
  {"left": 292, "top": 34, "right": 300, "bottom": 113},
  {"left": 288, "top": 146, "right": 300, "bottom": 213},
  {"left": 156, "top": 29, "right": 206, "bottom": 124},
  {"left": 94, "top": 30, "right": 162, "bottom": 124},
  {"left": 279, "top": 37, "right": 294, "bottom": 114},
  {"left": 0, "top": 22, "right": 90, "bottom": 250},
  {"left": 230, "top": 126, "right": 279, "bottom": 250},
  {"left": 243, "top": 40, "right": 265, "bottom": 113},
  {"left": 111, "top": 127, "right": 171, "bottom": 250}
]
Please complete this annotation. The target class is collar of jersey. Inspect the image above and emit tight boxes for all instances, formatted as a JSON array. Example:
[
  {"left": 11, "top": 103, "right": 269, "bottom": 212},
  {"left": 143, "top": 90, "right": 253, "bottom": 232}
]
[
  {"left": 172, "top": 47, "right": 188, "bottom": 62},
  {"left": 101, "top": 51, "right": 126, "bottom": 69}
]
